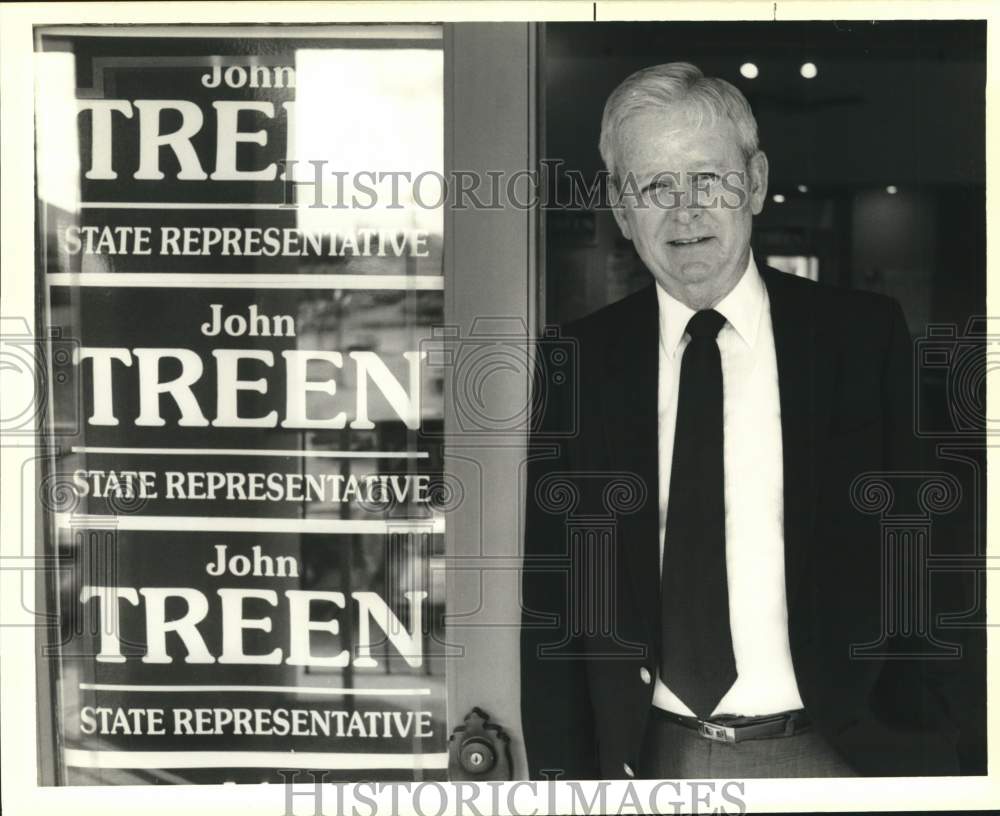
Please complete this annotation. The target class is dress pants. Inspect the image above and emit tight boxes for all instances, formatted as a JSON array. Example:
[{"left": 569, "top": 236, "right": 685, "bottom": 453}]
[{"left": 640, "top": 708, "right": 859, "bottom": 778}]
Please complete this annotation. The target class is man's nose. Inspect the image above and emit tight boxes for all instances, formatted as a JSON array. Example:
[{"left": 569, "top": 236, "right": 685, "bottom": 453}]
[
  {"left": 675, "top": 207, "right": 699, "bottom": 225},
  {"left": 670, "top": 182, "right": 703, "bottom": 223}
]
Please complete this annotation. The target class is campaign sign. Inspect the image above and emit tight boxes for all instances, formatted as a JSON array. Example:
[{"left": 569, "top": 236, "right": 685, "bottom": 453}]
[{"left": 34, "top": 26, "right": 447, "bottom": 785}]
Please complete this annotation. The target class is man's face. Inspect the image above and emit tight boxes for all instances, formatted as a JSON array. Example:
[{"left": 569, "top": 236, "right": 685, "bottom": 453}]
[{"left": 611, "top": 104, "right": 768, "bottom": 308}]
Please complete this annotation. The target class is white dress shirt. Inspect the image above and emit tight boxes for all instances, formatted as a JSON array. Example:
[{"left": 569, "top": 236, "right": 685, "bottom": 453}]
[{"left": 653, "top": 255, "right": 804, "bottom": 717}]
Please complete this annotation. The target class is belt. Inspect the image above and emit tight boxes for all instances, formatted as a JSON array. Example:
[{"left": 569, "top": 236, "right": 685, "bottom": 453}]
[{"left": 652, "top": 707, "right": 811, "bottom": 743}]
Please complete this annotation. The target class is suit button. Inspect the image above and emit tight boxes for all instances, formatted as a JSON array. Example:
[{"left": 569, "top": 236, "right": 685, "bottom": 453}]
[
  {"left": 623, "top": 762, "right": 635, "bottom": 778},
  {"left": 639, "top": 667, "right": 651, "bottom": 685}
]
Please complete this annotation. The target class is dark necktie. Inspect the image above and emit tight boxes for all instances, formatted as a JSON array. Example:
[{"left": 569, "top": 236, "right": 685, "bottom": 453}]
[{"left": 659, "top": 308, "right": 736, "bottom": 718}]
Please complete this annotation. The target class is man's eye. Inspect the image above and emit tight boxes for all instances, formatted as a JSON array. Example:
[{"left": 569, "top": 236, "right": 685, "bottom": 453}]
[{"left": 693, "top": 172, "right": 721, "bottom": 183}]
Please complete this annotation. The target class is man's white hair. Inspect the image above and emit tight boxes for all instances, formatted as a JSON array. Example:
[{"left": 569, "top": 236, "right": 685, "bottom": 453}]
[{"left": 599, "top": 62, "right": 760, "bottom": 181}]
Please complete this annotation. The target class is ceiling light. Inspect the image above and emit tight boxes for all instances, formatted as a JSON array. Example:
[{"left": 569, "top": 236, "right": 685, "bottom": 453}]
[
  {"left": 886, "top": 185, "right": 898, "bottom": 194},
  {"left": 797, "top": 184, "right": 809, "bottom": 193},
  {"left": 740, "top": 62, "right": 759, "bottom": 80},
  {"left": 772, "top": 194, "right": 786, "bottom": 203},
  {"left": 800, "top": 62, "right": 818, "bottom": 79}
]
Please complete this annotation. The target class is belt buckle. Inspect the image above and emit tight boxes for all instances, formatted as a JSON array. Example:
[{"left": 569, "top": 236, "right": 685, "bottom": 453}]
[{"left": 699, "top": 721, "right": 736, "bottom": 743}]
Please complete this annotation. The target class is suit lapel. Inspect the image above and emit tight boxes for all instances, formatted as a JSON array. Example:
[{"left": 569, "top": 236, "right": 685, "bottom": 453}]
[
  {"left": 599, "top": 270, "right": 827, "bottom": 653},
  {"left": 760, "top": 266, "right": 827, "bottom": 629},
  {"left": 600, "top": 286, "right": 662, "bottom": 648}
]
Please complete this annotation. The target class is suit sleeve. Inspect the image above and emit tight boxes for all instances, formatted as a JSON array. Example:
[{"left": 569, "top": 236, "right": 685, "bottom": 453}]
[
  {"left": 873, "top": 298, "right": 981, "bottom": 772},
  {"left": 520, "top": 341, "right": 600, "bottom": 780}
]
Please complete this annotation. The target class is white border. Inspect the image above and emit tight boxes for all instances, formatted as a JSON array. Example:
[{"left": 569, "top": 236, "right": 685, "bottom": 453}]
[
  {"left": 71, "top": 446, "right": 429, "bottom": 459},
  {"left": 77, "top": 684, "right": 433, "bottom": 695},
  {"left": 62, "top": 749, "right": 450, "bottom": 770},
  {"left": 45, "top": 273, "right": 444, "bottom": 290},
  {"left": 54, "top": 513, "right": 445, "bottom": 534}
]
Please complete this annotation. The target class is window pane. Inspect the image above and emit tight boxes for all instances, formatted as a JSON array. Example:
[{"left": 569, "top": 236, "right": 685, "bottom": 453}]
[{"left": 35, "top": 23, "right": 446, "bottom": 786}]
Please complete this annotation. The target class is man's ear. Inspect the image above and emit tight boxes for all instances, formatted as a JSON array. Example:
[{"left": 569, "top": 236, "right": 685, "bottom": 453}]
[
  {"left": 609, "top": 179, "right": 632, "bottom": 240},
  {"left": 748, "top": 150, "right": 769, "bottom": 215}
]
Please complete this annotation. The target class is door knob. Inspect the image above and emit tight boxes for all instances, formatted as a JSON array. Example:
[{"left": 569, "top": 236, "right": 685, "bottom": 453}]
[{"left": 448, "top": 707, "right": 511, "bottom": 780}]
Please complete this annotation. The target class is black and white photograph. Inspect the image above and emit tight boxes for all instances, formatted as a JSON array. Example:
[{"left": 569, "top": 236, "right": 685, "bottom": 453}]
[
  {"left": 0, "top": 2, "right": 995, "bottom": 815},
  {"left": 524, "top": 18, "right": 987, "bottom": 782}
]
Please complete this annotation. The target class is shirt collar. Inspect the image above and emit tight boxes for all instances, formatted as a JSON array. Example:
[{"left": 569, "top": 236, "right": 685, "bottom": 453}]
[{"left": 656, "top": 253, "right": 764, "bottom": 359}]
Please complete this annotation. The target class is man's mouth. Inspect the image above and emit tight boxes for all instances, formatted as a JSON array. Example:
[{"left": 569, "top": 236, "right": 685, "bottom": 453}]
[{"left": 668, "top": 236, "right": 711, "bottom": 247}]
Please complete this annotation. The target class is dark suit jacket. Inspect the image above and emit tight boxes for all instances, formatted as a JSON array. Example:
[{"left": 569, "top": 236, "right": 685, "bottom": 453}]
[{"left": 520, "top": 265, "right": 972, "bottom": 779}]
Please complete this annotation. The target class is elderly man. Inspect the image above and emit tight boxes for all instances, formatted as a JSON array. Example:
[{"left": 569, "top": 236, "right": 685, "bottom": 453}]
[{"left": 520, "top": 62, "right": 964, "bottom": 779}]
